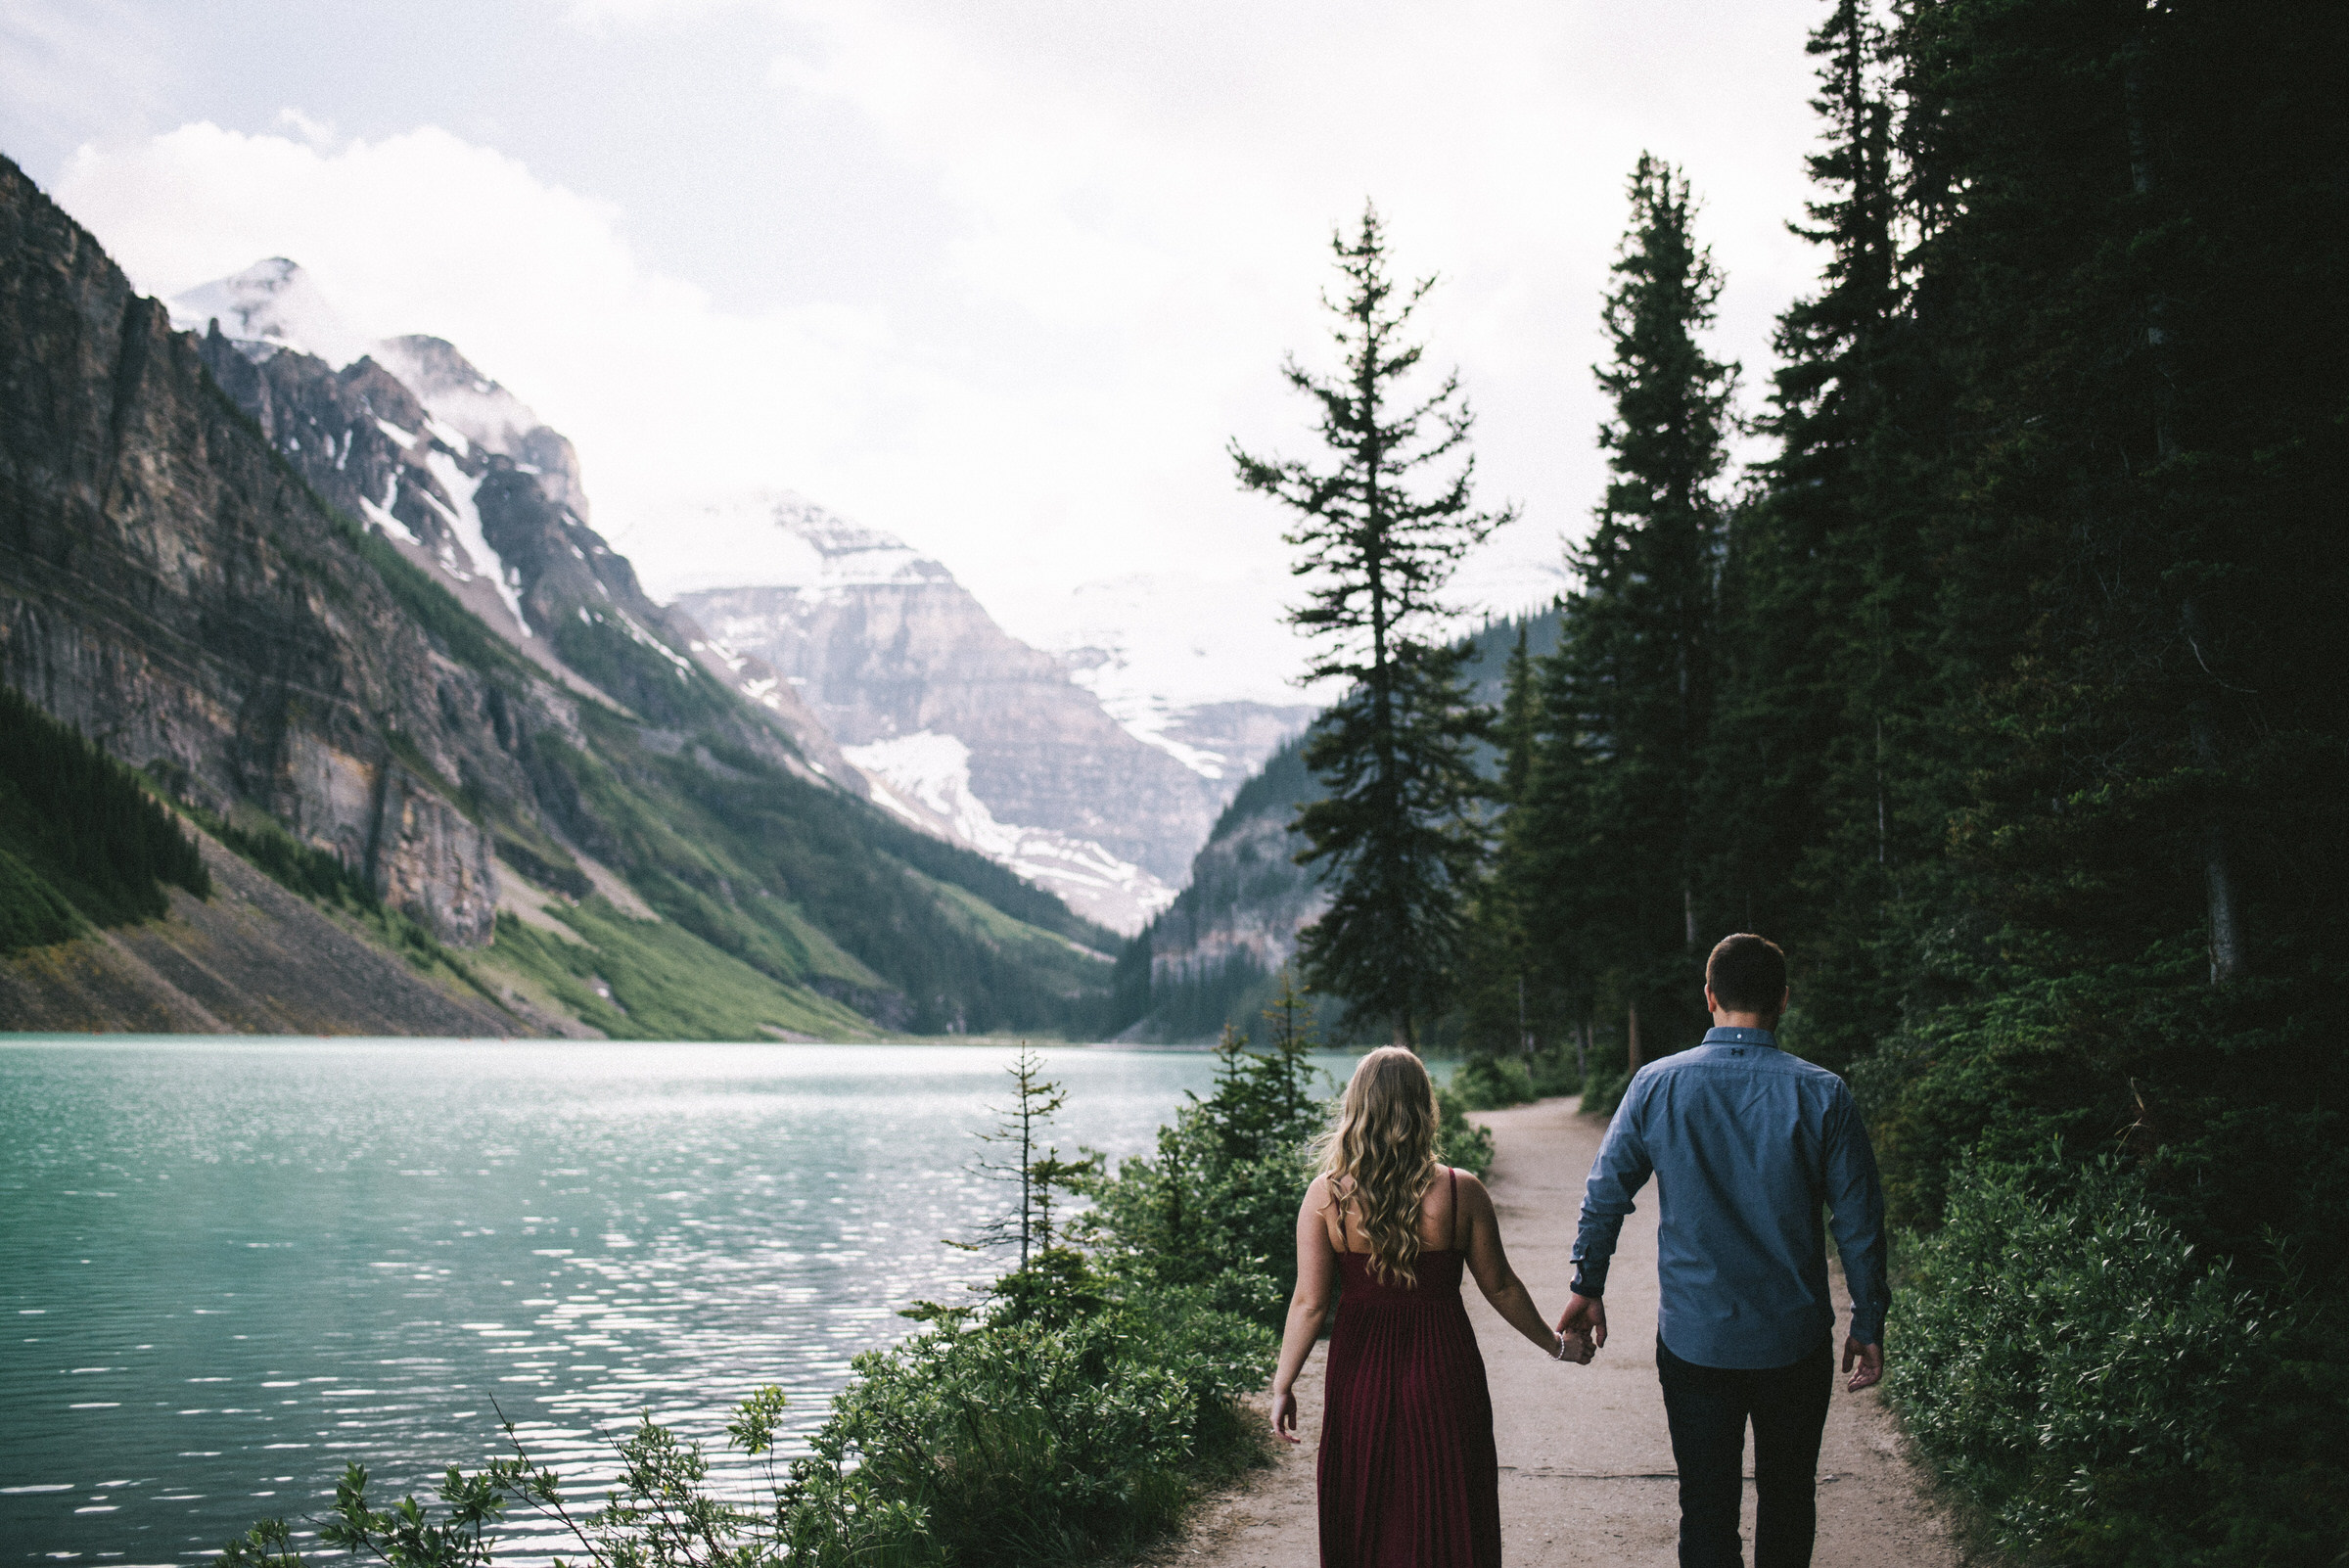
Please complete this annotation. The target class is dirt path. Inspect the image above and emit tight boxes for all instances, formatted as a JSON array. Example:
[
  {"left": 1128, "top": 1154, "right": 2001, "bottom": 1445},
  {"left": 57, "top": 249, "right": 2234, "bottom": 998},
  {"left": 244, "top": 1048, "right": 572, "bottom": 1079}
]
[{"left": 1168, "top": 1096, "right": 1954, "bottom": 1567}]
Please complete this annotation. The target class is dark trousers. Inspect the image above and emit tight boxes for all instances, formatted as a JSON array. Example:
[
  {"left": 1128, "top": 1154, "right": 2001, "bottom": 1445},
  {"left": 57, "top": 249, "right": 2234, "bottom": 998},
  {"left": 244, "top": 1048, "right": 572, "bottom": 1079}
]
[{"left": 1656, "top": 1335, "right": 1834, "bottom": 1568}]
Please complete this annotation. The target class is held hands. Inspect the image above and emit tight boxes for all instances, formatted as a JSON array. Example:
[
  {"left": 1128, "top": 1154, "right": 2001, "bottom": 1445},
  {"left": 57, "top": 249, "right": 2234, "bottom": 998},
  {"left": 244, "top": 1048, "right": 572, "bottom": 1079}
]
[
  {"left": 1555, "top": 1291, "right": 1608, "bottom": 1352},
  {"left": 1842, "top": 1336, "right": 1883, "bottom": 1392},
  {"left": 1552, "top": 1327, "right": 1595, "bottom": 1364}
]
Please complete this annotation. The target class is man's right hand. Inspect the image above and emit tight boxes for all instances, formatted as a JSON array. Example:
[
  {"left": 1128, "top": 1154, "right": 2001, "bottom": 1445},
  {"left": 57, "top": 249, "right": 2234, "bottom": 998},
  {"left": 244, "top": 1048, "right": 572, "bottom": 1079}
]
[
  {"left": 1843, "top": 1336, "right": 1883, "bottom": 1392},
  {"left": 1555, "top": 1292, "right": 1608, "bottom": 1351}
]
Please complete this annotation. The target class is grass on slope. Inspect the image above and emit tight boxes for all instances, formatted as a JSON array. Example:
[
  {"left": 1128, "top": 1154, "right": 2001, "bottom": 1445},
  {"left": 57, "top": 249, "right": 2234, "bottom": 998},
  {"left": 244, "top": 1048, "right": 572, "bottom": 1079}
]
[
  {"left": 487, "top": 900, "right": 870, "bottom": 1040},
  {"left": 186, "top": 804, "right": 509, "bottom": 1009},
  {"left": 541, "top": 712, "right": 1118, "bottom": 1036},
  {"left": 916, "top": 869, "right": 1118, "bottom": 998}
]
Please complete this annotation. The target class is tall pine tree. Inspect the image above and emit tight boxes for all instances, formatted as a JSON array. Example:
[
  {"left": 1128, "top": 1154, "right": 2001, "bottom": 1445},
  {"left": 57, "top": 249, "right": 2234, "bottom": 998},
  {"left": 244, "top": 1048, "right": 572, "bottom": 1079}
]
[
  {"left": 1700, "top": 0, "right": 1918, "bottom": 1068},
  {"left": 1233, "top": 205, "right": 1515, "bottom": 1046},
  {"left": 1457, "top": 622, "right": 1543, "bottom": 1054},
  {"left": 1535, "top": 155, "right": 1738, "bottom": 1062}
]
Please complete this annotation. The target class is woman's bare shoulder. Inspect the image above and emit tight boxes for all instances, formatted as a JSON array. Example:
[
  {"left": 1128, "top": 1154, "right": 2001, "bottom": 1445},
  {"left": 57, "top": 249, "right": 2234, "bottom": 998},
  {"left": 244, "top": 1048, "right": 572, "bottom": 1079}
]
[{"left": 1448, "top": 1167, "right": 1497, "bottom": 1211}]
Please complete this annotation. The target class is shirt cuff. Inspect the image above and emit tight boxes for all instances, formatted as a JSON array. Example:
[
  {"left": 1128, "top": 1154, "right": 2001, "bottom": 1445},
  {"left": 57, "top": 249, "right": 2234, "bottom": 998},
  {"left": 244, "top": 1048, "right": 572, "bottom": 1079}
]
[{"left": 1570, "top": 1256, "right": 1608, "bottom": 1298}]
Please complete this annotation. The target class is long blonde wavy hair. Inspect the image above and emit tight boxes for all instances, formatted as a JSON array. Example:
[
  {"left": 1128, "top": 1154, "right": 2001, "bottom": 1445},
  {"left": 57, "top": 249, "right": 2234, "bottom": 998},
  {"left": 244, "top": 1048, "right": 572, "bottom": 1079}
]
[{"left": 1314, "top": 1047, "right": 1442, "bottom": 1287}]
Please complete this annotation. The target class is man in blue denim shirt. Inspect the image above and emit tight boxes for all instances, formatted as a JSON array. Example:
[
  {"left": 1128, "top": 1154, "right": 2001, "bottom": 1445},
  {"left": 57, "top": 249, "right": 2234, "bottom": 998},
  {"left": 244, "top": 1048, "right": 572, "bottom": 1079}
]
[{"left": 1555, "top": 935, "right": 1889, "bottom": 1568}]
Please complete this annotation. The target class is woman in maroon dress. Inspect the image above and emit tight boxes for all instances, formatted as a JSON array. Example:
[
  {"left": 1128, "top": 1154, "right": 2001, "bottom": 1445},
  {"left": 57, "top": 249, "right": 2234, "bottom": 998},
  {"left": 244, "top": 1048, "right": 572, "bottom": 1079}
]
[{"left": 1270, "top": 1047, "right": 1590, "bottom": 1568}]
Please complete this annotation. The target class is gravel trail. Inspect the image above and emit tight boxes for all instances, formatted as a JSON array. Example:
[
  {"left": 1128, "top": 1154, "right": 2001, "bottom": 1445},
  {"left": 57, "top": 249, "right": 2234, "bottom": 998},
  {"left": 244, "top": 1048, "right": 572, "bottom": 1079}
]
[{"left": 1165, "top": 1095, "right": 1956, "bottom": 1567}]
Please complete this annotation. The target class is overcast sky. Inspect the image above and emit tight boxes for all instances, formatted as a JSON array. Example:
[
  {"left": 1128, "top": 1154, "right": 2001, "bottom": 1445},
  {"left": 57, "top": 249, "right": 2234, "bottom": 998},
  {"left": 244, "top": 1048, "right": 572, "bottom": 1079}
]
[{"left": 6, "top": 0, "right": 1832, "bottom": 706}]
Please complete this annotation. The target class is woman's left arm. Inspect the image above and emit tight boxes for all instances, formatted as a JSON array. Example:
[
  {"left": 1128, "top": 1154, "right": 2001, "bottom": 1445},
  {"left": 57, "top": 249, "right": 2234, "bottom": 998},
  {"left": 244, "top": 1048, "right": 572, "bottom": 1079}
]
[{"left": 1460, "top": 1173, "right": 1589, "bottom": 1361}]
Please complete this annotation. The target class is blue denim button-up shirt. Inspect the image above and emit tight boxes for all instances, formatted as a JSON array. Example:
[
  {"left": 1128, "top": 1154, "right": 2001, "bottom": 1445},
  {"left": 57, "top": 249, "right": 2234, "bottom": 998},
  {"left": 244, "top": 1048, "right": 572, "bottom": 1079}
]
[{"left": 1571, "top": 1027, "right": 1889, "bottom": 1369}]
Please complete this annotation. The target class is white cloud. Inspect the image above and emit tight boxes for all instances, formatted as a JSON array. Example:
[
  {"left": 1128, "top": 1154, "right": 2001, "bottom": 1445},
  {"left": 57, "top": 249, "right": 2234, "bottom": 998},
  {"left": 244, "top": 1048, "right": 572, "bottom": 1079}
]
[{"left": 51, "top": 0, "right": 1827, "bottom": 704}]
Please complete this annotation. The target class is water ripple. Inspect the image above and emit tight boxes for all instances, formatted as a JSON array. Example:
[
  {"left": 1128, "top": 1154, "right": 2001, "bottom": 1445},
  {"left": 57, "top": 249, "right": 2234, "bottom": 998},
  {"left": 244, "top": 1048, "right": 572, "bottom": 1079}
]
[{"left": 0, "top": 1039, "right": 1339, "bottom": 1564}]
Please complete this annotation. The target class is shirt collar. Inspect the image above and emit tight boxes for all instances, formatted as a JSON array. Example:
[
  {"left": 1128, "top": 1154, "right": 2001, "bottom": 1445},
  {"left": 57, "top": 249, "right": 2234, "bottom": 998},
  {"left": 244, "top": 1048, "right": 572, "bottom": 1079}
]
[{"left": 1702, "top": 1026, "right": 1779, "bottom": 1048}]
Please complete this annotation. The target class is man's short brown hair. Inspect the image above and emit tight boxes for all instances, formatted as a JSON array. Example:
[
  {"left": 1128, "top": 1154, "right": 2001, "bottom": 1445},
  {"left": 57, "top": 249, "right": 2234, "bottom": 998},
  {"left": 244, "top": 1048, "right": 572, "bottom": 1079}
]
[{"left": 1706, "top": 933, "right": 1788, "bottom": 1014}]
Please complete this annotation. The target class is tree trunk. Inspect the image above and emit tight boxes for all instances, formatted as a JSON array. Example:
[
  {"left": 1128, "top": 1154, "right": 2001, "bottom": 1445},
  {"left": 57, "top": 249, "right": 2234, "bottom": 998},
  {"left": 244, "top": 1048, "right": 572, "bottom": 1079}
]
[
  {"left": 2187, "top": 644, "right": 2246, "bottom": 983},
  {"left": 1627, "top": 999, "right": 1642, "bottom": 1072},
  {"left": 2130, "top": 37, "right": 2244, "bottom": 986}
]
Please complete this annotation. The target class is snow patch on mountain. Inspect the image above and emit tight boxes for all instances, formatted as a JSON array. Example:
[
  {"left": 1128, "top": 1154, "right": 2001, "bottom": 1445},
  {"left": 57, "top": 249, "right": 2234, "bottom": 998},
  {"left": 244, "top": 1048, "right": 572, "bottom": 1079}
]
[
  {"left": 1040, "top": 574, "right": 1321, "bottom": 783},
  {"left": 167, "top": 256, "right": 373, "bottom": 368},
  {"left": 844, "top": 730, "right": 1176, "bottom": 933},
  {"left": 167, "top": 262, "right": 596, "bottom": 637},
  {"left": 418, "top": 447, "right": 531, "bottom": 634},
  {"left": 373, "top": 335, "right": 543, "bottom": 453},
  {"left": 614, "top": 491, "right": 954, "bottom": 603},
  {"left": 358, "top": 468, "right": 415, "bottom": 546}
]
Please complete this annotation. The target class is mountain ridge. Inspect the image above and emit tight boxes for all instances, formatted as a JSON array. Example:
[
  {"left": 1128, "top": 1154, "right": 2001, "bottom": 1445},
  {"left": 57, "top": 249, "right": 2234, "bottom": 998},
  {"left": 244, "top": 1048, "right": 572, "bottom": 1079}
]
[
  {"left": 1112, "top": 609, "right": 1563, "bottom": 1042},
  {"left": 0, "top": 154, "right": 1113, "bottom": 1038},
  {"left": 171, "top": 259, "right": 1296, "bottom": 936}
]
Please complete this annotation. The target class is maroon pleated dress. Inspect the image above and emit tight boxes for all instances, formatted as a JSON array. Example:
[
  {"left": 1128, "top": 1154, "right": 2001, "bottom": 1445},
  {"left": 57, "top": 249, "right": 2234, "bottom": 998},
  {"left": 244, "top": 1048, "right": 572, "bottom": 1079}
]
[{"left": 1318, "top": 1167, "right": 1501, "bottom": 1568}]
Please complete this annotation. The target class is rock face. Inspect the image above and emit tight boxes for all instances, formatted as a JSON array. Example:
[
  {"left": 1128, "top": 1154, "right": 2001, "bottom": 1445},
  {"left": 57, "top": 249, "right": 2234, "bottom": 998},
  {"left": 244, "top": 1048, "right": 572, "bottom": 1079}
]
[
  {"left": 0, "top": 179, "right": 1117, "bottom": 1038},
  {"left": 1108, "top": 731, "right": 1326, "bottom": 1039},
  {"left": 0, "top": 170, "right": 533, "bottom": 945},
  {"left": 671, "top": 497, "right": 1223, "bottom": 931},
  {"left": 1112, "top": 612, "right": 1560, "bottom": 1039},
  {"left": 175, "top": 275, "right": 858, "bottom": 790}
]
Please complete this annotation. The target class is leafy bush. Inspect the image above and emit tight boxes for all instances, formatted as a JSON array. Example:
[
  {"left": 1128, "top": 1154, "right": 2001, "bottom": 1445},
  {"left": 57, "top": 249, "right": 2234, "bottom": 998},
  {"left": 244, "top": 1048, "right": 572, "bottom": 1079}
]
[
  {"left": 1079, "top": 982, "right": 1331, "bottom": 1321},
  {"left": 1885, "top": 1151, "right": 2349, "bottom": 1565},
  {"left": 1434, "top": 1083, "right": 1497, "bottom": 1176},
  {"left": 780, "top": 1266, "right": 1269, "bottom": 1568},
  {"left": 1450, "top": 1054, "right": 1536, "bottom": 1110},
  {"left": 1449, "top": 1047, "right": 1585, "bottom": 1112},
  {"left": 1528, "top": 1047, "right": 1582, "bottom": 1098},
  {"left": 1577, "top": 1051, "right": 1632, "bottom": 1119}
]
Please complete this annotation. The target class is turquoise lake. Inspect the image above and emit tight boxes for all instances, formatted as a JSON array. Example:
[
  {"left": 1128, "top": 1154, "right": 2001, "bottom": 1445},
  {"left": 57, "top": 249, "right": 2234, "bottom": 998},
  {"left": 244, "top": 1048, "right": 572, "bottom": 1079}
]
[{"left": 0, "top": 1038, "right": 1352, "bottom": 1564}]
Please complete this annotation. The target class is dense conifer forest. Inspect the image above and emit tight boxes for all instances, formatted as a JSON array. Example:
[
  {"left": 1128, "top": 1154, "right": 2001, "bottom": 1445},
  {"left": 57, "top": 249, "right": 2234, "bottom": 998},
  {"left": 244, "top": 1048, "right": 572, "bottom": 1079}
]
[
  {"left": 1447, "top": 1, "right": 2348, "bottom": 1556},
  {"left": 0, "top": 684, "right": 209, "bottom": 951}
]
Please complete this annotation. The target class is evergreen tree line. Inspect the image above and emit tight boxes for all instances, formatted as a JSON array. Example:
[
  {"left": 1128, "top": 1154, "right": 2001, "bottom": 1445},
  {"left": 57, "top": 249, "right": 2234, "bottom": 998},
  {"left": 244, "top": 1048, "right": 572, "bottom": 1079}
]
[
  {"left": 1475, "top": 0, "right": 2345, "bottom": 1256},
  {"left": 1246, "top": 2, "right": 2342, "bottom": 1555},
  {"left": 0, "top": 682, "right": 209, "bottom": 951}
]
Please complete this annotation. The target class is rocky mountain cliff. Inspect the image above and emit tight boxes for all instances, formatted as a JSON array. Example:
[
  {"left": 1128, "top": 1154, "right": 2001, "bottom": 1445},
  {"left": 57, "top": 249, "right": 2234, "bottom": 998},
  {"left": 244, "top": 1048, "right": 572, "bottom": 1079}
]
[
  {"left": 175, "top": 261, "right": 1305, "bottom": 939},
  {"left": 1111, "top": 610, "right": 1562, "bottom": 1041},
  {"left": 668, "top": 496, "right": 1294, "bottom": 932},
  {"left": 0, "top": 156, "right": 1113, "bottom": 1038},
  {"left": 172, "top": 260, "right": 861, "bottom": 793}
]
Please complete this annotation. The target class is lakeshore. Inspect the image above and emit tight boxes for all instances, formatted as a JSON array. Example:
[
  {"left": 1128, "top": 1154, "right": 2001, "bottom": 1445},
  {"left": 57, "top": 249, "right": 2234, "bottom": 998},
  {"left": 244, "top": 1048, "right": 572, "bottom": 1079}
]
[
  {"left": 0, "top": 1038, "right": 1305, "bottom": 1562},
  {"left": 1168, "top": 1096, "right": 1955, "bottom": 1566}
]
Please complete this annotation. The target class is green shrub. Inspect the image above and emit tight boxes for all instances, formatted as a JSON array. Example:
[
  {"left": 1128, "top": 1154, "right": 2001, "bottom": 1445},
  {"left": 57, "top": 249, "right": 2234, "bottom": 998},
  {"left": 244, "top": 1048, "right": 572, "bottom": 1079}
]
[
  {"left": 1885, "top": 1151, "right": 2349, "bottom": 1565},
  {"left": 1451, "top": 1054, "right": 1536, "bottom": 1110},
  {"left": 779, "top": 1263, "right": 1270, "bottom": 1568},
  {"left": 1079, "top": 986, "right": 1330, "bottom": 1322},
  {"left": 1577, "top": 1051, "right": 1632, "bottom": 1119},
  {"left": 1435, "top": 1083, "right": 1496, "bottom": 1176},
  {"left": 1528, "top": 1047, "right": 1583, "bottom": 1098}
]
